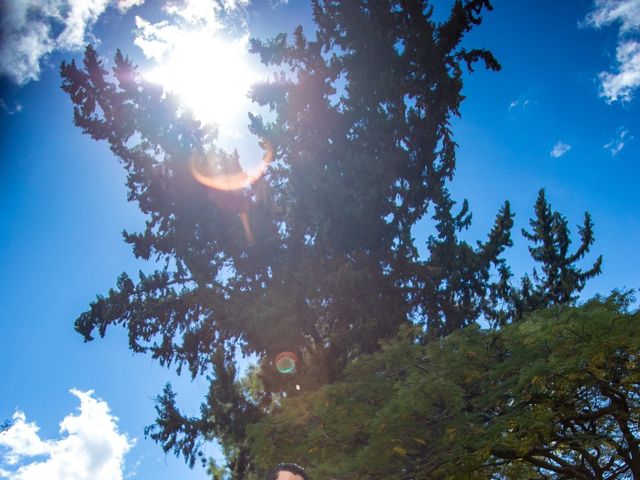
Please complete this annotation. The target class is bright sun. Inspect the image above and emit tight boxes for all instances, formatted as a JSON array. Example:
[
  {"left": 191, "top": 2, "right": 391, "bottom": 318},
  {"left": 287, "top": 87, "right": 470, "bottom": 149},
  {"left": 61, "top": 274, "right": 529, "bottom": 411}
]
[
  {"left": 135, "top": 5, "right": 268, "bottom": 191},
  {"left": 144, "top": 30, "right": 260, "bottom": 133}
]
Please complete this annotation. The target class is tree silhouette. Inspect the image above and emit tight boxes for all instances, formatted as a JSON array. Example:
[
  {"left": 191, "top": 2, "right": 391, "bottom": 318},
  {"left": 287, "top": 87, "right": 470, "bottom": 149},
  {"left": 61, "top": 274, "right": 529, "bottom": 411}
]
[
  {"left": 60, "top": 1, "right": 601, "bottom": 477},
  {"left": 513, "top": 188, "right": 603, "bottom": 319},
  {"left": 0, "top": 419, "right": 11, "bottom": 433}
]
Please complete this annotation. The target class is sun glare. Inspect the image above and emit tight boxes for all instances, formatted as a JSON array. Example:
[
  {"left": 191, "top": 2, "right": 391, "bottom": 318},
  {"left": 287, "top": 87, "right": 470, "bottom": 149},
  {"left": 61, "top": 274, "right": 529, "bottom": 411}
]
[
  {"left": 144, "top": 30, "right": 259, "bottom": 132},
  {"left": 136, "top": 5, "right": 271, "bottom": 193}
]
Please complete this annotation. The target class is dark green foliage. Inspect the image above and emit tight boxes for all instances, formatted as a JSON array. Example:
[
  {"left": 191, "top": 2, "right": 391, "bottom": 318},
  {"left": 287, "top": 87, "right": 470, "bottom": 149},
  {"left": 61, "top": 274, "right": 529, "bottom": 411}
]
[
  {"left": 0, "top": 419, "right": 11, "bottom": 433},
  {"left": 249, "top": 294, "right": 640, "bottom": 479},
  {"left": 514, "top": 188, "right": 602, "bottom": 319},
  {"left": 145, "top": 347, "right": 260, "bottom": 469},
  {"left": 145, "top": 383, "right": 209, "bottom": 468},
  {"left": 414, "top": 195, "right": 514, "bottom": 337}
]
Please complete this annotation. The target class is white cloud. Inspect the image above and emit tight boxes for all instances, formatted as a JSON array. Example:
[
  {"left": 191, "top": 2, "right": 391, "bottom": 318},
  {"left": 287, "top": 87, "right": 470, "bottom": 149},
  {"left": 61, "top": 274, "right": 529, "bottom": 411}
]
[
  {"left": 0, "top": 389, "right": 134, "bottom": 480},
  {"left": 0, "top": 0, "right": 144, "bottom": 85},
  {"left": 0, "top": 0, "right": 56, "bottom": 85},
  {"left": 585, "top": 0, "right": 640, "bottom": 102},
  {"left": 550, "top": 141, "right": 572, "bottom": 158},
  {"left": 0, "top": 413, "right": 50, "bottom": 466},
  {"left": 57, "top": 0, "right": 111, "bottom": 50},
  {"left": 599, "top": 40, "right": 640, "bottom": 102},
  {"left": 604, "top": 127, "right": 633, "bottom": 154},
  {"left": 133, "top": 17, "right": 182, "bottom": 62},
  {"left": 508, "top": 98, "right": 530, "bottom": 110},
  {"left": 116, "top": 0, "right": 144, "bottom": 13},
  {"left": 586, "top": 0, "right": 640, "bottom": 32}
]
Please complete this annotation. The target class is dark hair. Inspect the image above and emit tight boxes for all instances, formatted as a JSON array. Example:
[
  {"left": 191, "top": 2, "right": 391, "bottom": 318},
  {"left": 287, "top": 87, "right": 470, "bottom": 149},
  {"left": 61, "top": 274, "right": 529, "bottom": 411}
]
[{"left": 266, "top": 463, "right": 309, "bottom": 480}]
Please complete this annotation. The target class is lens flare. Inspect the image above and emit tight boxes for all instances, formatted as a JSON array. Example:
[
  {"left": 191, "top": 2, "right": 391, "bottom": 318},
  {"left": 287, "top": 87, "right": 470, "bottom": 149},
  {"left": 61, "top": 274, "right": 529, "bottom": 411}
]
[
  {"left": 190, "top": 142, "right": 272, "bottom": 245},
  {"left": 275, "top": 351, "right": 298, "bottom": 374},
  {"left": 191, "top": 142, "right": 273, "bottom": 191}
]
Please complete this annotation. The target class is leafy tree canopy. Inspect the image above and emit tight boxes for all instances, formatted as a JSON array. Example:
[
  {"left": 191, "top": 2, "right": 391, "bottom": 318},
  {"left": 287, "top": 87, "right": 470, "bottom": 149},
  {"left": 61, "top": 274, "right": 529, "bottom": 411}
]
[{"left": 249, "top": 293, "right": 640, "bottom": 480}]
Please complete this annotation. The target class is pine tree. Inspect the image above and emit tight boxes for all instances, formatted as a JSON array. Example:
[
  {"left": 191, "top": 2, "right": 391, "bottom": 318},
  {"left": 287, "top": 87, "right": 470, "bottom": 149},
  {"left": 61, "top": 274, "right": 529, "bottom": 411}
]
[
  {"left": 413, "top": 190, "right": 514, "bottom": 337},
  {"left": 513, "top": 188, "right": 602, "bottom": 319},
  {"left": 58, "top": 1, "right": 596, "bottom": 477}
]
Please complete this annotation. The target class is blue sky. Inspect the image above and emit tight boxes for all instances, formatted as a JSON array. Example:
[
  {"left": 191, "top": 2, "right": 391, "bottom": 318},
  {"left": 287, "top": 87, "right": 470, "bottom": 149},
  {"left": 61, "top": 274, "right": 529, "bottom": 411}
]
[{"left": 0, "top": 1, "right": 638, "bottom": 479}]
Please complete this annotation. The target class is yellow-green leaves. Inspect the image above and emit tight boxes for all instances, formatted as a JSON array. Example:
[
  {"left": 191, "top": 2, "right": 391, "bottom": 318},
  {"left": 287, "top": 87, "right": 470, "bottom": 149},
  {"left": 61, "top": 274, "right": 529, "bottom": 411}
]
[{"left": 249, "top": 294, "right": 640, "bottom": 479}]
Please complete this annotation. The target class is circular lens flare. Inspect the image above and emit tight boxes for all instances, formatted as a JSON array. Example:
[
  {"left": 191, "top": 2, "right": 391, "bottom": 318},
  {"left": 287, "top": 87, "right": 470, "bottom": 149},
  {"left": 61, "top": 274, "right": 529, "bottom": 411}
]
[
  {"left": 275, "top": 351, "right": 298, "bottom": 374},
  {"left": 191, "top": 142, "right": 273, "bottom": 191}
]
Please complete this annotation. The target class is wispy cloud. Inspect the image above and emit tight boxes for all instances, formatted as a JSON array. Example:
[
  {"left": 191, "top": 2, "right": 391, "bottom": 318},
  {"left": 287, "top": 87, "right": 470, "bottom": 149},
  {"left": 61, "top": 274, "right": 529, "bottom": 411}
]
[
  {"left": 604, "top": 127, "right": 633, "bottom": 155},
  {"left": 550, "top": 141, "right": 572, "bottom": 158},
  {"left": 586, "top": 0, "right": 640, "bottom": 32},
  {"left": 0, "top": 100, "right": 23, "bottom": 115},
  {"left": 585, "top": 0, "right": 640, "bottom": 103},
  {"left": 508, "top": 98, "right": 531, "bottom": 110},
  {"left": 0, "top": 0, "right": 143, "bottom": 86},
  {"left": 0, "top": 389, "right": 134, "bottom": 480}
]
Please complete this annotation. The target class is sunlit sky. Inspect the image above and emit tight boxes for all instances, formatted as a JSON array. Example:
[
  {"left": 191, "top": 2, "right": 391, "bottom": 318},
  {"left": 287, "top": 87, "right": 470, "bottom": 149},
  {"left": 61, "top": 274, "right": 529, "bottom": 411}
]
[{"left": 1, "top": 1, "right": 639, "bottom": 479}]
